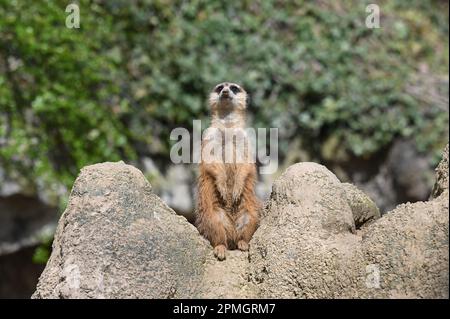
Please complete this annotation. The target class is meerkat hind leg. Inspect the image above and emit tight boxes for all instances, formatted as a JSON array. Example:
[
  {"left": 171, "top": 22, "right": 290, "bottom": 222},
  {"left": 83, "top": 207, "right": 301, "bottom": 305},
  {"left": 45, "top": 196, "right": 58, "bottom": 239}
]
[
  {"left": 237, "top": 240, "right": 249, "bottom": 251},
  {"left": 203, "top": 209, "right": 235, "bottom": 261},
  {"left": 235, "top": 208, "right": 258, "bottom": 251}
]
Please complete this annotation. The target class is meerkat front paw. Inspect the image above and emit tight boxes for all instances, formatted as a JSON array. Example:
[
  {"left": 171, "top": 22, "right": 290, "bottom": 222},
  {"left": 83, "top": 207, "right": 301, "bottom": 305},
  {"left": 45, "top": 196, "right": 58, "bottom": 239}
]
[
  {"left": 213, "top": 244, "right": 227, "bottom": 261},
  {"left": 237, "top": 240, "right": 249, "bottom": 251}
]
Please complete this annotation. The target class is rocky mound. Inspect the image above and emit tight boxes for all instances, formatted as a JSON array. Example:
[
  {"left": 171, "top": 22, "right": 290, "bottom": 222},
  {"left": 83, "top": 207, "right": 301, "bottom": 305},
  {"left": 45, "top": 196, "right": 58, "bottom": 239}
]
[
  {"left": 33, "top": 146, "right": 449, "bottom": 299},
  {"left": 32, "top": 162, "right": 211, "bottom": 298}
]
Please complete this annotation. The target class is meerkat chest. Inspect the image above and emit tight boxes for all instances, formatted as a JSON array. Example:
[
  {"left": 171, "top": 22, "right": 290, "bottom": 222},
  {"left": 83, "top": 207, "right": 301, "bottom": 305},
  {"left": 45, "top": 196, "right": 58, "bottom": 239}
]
[
  {"left": 224, "top": 163, "right": 237, "bottom": 187},
  {"left": 221, "top": 128, "right": 248, "bottom": 160}
]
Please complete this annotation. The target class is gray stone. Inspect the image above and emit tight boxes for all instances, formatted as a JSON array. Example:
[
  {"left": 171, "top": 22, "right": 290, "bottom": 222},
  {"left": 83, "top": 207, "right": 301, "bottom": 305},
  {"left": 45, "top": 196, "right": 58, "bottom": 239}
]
[
  {"left": 249, "top": 163, "right": 363, "bottom": 298},
  {"left": 32, "top": 162, "right": 211, "bottom": 299},
  {"left": 249, "top": 146, "right": 448, "bottom": 298},
  {"left": 341, "top": 182, "right": 380, "bottom": 229}
]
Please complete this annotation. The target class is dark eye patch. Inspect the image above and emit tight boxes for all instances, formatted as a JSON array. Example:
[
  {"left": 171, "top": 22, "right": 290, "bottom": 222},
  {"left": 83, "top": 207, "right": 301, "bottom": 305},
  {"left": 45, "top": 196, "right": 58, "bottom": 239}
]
[
  {"left": 230, "top": 85, "right": 240, "bottom": 94},
  {"left": 215, "top": 85, "right": 224, "bottom": 93}
]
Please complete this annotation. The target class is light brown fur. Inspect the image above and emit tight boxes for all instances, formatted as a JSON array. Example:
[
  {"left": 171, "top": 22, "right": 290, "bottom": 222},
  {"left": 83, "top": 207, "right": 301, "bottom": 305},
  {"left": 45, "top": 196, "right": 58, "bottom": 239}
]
[{"left": 195, "top": 82, "right": 260, "bottom": 260}]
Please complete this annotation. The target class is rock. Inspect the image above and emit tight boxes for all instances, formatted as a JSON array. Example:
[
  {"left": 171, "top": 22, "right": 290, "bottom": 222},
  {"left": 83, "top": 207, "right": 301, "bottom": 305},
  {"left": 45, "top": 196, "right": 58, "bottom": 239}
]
[
  {"left": 32, "top": 145, "right": 449, "bottom": 299},
  {"left": 249, "top": 147, "right": 448, "bottom": 298},
  {"left": 198, "top": 250, "right": 256, "bottom": 299},
  {"left": 140, "top": 158, "right": 196, "bottom": 222},
  {"left": 431, "top": 144, "right": 448, "bottom": 199},
  {"left": 32, "top": 162, "right": 211, "bottom": 299},
  {"left": 341, "top": 183, "right": 380, "bottom": 229},
  {"left": 249, "top": 163, "right": 363, "bottom": 298},
  {"left": 336, "top": 139, "right": 435, "bottom": 213},
  {"left": 350, "top": 144, "right": 449, "bottom": 298},
  {"left": 386, "top": 139, "right": 433, "bottom": 203},
  {"left": 359, "top": 198, "right": 449, "bottom": 298}
]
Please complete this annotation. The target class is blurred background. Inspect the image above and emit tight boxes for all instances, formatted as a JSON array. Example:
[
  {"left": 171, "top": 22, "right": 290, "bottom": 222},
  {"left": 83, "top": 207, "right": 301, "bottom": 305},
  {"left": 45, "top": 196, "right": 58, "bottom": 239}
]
[{"left": 0, "top": 0, "right": 448, "bottom": 298}]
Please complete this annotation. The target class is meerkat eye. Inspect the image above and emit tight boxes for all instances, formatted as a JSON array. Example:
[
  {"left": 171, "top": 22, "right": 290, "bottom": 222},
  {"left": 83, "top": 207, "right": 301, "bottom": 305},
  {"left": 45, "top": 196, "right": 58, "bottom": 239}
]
[
  {"left": 230, "top": 85, "right": 240, "bottom": 94},
  {"left": 215, "top": 85, "right": 224, "bottom": 93}
]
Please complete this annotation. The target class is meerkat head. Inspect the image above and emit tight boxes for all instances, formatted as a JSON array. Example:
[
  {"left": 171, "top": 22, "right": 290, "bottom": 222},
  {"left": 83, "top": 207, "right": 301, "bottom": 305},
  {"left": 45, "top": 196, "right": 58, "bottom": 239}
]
[{"left": 209, "top": 82, "right": 247, "bottom": 112}]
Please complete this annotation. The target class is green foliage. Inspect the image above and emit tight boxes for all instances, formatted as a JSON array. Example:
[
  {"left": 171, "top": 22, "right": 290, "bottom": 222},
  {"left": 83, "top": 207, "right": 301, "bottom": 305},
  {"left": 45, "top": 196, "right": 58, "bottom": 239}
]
[
  {"left": 0, "top": 0, "right": 448, "bottom": 203},
  {"left": 0, "top": 0, "right": 136, "bottom": 205},
  {"left": 32, "top": 235, "right": 52, "bottom": 264}
]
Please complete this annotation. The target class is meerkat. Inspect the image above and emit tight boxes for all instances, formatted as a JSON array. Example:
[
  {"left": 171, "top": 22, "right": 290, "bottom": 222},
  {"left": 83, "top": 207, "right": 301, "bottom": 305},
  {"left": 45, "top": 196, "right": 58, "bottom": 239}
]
[{"left": 195, "top": 82, "right": 260, "bottom": 261}]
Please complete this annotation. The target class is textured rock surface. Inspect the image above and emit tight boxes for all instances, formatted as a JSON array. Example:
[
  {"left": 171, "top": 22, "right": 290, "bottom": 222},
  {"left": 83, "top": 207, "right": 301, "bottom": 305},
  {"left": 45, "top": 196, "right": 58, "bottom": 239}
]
[
  {"left": 33, "top": 162, "right": 211, "bottom": 299},
  {"left": 431, "top": 144, "right": 449, "bottom": 199},
  {"left": 356, "top": 145, "right": 449, "bottom": 298},
  {"left": 249, "top": 146, "right": 449, "bottom": 298},
  {"left": 33, "top": 145, "right": 449, "bottom": 299},
  {"left": 359, "top": 198, "right": 449, "bottom": 298},
  {"left": 341, "top": 183, "right": 380, "bottom": 229},
  {"left": 249, "top": 163, "right": 365, "bottom": 298},
  {"left": 198, "top": 250, "right": 256, "bottom": 299}
]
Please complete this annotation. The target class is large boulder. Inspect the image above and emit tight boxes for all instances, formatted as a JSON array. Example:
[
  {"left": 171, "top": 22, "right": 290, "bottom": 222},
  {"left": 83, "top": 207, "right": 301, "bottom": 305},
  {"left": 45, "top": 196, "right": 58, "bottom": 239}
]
[
  {"left": 249, "top": 163, "right": 366, "bottom": 298},
  {"left": 198, "top": 250, "right": 256, "bottom": 299},
  {"left": 355, "top": 144, "right": 448, "bottom": 298},
  {"left": 249, "top": 145, "right": 449, "bottom": 298},
  {"left": 359, "top": 198, "right": 448, "bottom": 298},
  {"left": 32, "top": 162, "right": 212, "bottom": 299}
]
